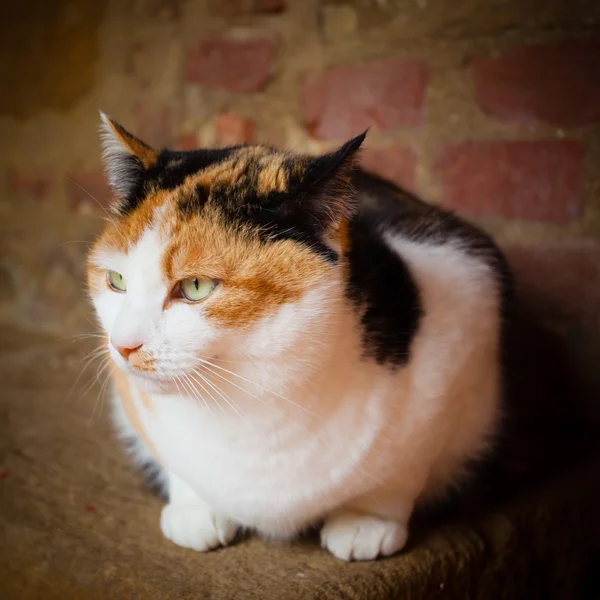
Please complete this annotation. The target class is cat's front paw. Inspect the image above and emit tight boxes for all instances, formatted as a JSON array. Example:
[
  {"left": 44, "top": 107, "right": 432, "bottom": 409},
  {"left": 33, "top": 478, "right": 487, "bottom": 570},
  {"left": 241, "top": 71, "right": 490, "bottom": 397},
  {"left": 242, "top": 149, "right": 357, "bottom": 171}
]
[
  {"left": 321, "top": 510, "right": 408, "bottom": 561},
  {"left": 160, "top": 502, "right": 238, "bottom": 552}
]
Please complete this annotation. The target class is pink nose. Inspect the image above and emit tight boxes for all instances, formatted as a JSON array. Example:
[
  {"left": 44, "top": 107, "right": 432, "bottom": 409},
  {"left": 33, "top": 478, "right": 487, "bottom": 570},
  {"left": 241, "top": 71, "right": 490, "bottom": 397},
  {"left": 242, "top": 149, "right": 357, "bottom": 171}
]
[{"left": 114, "top": 344, "right": 142, "bottom": 360}]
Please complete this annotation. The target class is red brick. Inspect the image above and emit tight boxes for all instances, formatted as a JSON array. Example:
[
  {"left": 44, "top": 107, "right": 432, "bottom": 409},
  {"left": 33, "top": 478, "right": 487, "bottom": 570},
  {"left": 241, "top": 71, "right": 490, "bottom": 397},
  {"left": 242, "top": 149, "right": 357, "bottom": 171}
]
[
  {"left": 471, "top": 39, "right": 600, "bottom": 127},
  {"left": 215, "top": 112, "right": 256, "bottom": 146},
  {"left": 302, "top": 59, "right": 428, "bottom": 140},
  {"left": 435, "top": 140, "right": 583, "bottom": 223},
  {"left": 186, "top": 36, "right": 278, "bottom": 93},
  {"left": 505, "top": 241, "right": 600, "bottom": 327},
  {"left": 8, "top": 168, "right": 52, "bottom": 200},
  {"left": 359, "top": 145, "right": 416, "bottom": 191},
  {"left": 209, "top": 0, "right": 285, "bottom": 15},
  {"left": 67, "top": 171, "right": 112, "bottom": 212},
  {"left": 175, "top": 134, "right": 198, "bottom": 151}
]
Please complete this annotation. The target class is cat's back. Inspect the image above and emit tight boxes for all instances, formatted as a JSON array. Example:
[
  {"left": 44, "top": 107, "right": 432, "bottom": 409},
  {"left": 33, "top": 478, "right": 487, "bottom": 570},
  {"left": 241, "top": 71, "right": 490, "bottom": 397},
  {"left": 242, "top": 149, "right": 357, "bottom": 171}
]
[
  {"left": 351, "top": 169, "right": 509, "bottom": 270},
  {"left": 345, "top": 169, "right": 511, "bottom": 369}
]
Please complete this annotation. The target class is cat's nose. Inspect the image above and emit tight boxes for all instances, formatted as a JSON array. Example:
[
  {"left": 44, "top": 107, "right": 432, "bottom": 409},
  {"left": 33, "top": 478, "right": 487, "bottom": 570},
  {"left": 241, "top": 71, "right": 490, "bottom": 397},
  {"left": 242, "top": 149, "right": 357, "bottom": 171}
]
[{"left": 114, "top": 343, "right": 143, "bottom": 360}]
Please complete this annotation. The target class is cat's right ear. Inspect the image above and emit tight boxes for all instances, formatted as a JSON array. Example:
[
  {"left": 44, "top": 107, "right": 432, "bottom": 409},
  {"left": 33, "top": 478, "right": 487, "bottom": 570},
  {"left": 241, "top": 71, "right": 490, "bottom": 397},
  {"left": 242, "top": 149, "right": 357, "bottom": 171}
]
[{"left": 99, "top": 111, "right": 158, "bottom": 199}]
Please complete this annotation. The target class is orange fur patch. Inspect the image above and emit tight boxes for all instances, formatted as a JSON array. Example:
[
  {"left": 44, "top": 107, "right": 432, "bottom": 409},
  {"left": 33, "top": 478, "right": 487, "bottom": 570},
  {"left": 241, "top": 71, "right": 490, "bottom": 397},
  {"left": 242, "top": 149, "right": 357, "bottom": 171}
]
[
  {"left": 337, "top": 218, "right": 351, "bottom": 255},
  {"left": 92, "top": 187, "right": 176, "bottom": 254},
  {"left": 178, "top": 146, "right": 296, "bottom": 205},
  {"left": 257, "top": 155, "right": 288, "bottom": 194},
  {"left": 129, "top": 348, "right": 157, "bottom": 373},
  {"left": 163, "top": 205, "right": 330, "bottom": 327},
  {"left": 104, "top": 115, "right": 158, "bottom": 169}
]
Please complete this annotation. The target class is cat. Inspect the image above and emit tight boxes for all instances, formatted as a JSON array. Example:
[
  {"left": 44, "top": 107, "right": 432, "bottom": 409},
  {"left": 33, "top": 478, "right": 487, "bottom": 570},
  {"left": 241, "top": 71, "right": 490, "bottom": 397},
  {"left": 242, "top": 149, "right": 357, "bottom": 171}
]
[{"left": 87, "top": 112, "right": 511, "bottom": 561}]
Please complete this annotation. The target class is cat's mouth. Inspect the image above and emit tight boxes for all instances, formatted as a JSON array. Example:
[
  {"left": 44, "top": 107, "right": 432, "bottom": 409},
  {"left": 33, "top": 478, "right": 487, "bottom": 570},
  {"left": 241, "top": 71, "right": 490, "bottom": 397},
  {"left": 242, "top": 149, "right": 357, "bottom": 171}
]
[
  {"left": 109, "top": 346, "right": 185, "bottom": 387},
  {"left": 110, "top": 346, "right": 221, "bottom": 394},
  {"left": 127, "top": 369, "right": 181, "bottom": 393}
]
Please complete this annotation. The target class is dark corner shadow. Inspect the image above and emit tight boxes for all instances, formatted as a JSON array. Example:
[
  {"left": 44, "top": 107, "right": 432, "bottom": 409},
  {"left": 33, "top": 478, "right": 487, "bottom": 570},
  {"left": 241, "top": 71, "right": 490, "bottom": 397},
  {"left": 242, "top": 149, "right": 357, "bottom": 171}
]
[{"left": 412, "top": 298, "right": 600, "bottom": 529}]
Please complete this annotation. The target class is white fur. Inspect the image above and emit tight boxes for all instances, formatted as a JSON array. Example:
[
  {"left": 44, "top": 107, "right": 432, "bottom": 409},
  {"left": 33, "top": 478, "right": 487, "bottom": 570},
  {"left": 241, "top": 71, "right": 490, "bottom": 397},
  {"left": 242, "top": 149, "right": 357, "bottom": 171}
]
[
  {"left": 90, "top": 213, "right": 502, "bottom": 561},
  {"left": 161, "top": 472, "right": 238, "bottom": 551}
]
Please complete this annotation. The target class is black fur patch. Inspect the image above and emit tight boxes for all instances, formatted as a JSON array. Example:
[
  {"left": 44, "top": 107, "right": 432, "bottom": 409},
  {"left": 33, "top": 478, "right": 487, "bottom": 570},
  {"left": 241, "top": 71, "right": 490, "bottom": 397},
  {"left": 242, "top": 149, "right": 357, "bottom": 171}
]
[
  {"left": 222, "top": 134, "right": 365, "bottom": 261},
  {"left": 116, "top": 134, "right": 367, "bottom": 265},
  {"left": 352, "top": 170, "right": 513, "bottom": 308},
  {"left": 346, "top": 212, "right": 422, "bottom": 366},
  {"left": 348, "top": 169, "right": 513, "bottom": 368},
  {"left": 178, "top": 183, "right": 209, "bottom": 217},
  {"left": 248, "top": 209, "right": 339, "bottom": 263},
  {"left": 118, "top": 147, "right": 239, "bottom": 215}
]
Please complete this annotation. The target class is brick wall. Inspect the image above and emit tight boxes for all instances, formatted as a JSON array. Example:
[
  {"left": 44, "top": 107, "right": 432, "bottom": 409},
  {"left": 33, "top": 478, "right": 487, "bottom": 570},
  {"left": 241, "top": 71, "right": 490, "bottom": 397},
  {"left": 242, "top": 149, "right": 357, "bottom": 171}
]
[{"left": 0, "top": 0, "right": 599, "bottom": 334}]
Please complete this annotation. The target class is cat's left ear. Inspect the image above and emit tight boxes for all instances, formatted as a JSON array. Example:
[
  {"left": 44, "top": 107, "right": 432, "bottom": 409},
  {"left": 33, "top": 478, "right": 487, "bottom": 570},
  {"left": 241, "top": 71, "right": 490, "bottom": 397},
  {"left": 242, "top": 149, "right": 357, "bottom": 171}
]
[
  {"left": 99, "top": 111, "right": 159, "bottom": 199},
  {"left": 295, "top": 131, "right": 367, "bottom": 233}
]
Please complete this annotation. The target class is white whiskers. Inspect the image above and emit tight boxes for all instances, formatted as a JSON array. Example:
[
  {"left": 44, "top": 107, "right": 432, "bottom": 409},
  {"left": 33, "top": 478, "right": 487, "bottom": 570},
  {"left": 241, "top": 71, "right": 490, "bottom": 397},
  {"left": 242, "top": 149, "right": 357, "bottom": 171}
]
[
  {"left": 196, "top": 357, "right": 318, "bottom": 419},
  {"left": 67, "top": 344, "right": 109, "bottom": 403},
  {"left": 190, "top": 369, "right": 246, "bottom": 422},
  {"left": 177, "top": 369, "right": 220, "bottom": 430},
  {"left": 88, "top": 359, "right": 115, "bottom": 426}
]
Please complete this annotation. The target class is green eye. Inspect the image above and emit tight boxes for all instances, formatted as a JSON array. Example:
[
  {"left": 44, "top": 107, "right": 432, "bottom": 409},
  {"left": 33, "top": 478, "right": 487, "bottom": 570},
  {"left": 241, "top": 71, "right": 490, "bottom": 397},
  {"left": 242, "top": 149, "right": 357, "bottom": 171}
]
[
  {"left": 180, "top": 277, "right": 217, "bottom": 302},
  {"left": 107, "top": 270, "right": 126, "bottom": 292}
]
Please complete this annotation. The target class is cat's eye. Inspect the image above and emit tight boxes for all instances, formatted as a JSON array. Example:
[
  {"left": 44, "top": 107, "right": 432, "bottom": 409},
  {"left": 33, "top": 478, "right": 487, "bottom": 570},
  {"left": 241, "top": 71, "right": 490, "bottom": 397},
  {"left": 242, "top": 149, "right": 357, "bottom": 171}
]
[
  {"left": 179, "top": 277, "right": 217, "bottom": 302},
  {"left": 107, "top": 270, "right": 126, "bottom": 292}
]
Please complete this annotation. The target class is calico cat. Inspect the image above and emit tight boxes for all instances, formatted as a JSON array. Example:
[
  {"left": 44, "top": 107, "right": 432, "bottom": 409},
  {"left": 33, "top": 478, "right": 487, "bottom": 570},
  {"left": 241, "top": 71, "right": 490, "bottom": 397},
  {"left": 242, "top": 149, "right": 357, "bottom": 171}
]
[{"left": 87, "top": 113, "right": 510, "bottom": 561}]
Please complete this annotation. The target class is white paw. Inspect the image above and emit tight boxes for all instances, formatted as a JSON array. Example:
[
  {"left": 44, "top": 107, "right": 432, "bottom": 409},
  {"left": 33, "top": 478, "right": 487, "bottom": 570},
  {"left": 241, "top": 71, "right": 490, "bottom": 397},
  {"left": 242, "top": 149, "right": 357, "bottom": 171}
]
[
  {"left": 160, "top": 502, "right": 238, "bottom": 552},
  {"left": 321, "top": 511, "right": 408, "bottom": 561}
]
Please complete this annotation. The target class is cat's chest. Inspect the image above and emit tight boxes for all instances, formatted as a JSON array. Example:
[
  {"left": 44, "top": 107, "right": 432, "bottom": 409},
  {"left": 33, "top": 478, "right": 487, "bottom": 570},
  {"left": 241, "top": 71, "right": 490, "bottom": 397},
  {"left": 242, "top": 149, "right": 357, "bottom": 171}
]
[{"left": 128, "top": 376, "right": 393, "bottom": 529}]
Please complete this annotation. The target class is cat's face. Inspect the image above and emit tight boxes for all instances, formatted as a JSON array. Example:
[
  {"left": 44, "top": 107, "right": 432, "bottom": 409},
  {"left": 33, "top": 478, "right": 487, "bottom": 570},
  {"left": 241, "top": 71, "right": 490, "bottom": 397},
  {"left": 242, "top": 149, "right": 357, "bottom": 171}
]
[{"left": 88, "top": 114, "right": 364, "bottom": 391}]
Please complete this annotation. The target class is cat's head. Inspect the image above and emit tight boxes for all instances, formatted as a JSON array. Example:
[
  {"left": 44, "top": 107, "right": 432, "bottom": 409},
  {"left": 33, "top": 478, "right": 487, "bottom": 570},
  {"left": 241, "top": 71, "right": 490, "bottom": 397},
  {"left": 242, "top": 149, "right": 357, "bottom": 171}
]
[{"left": 88, "top": 113, "right": 365, "bottom": 391}]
